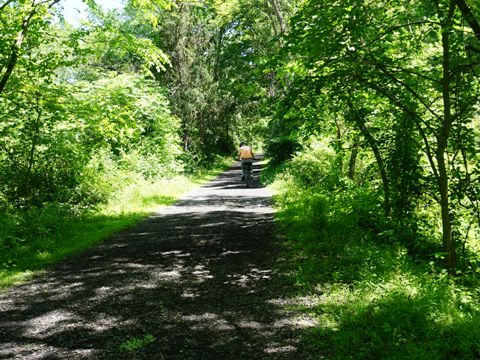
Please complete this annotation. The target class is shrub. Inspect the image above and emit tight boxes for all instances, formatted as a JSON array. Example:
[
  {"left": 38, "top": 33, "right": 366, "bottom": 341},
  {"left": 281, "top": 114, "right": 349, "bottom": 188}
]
[{"left": 289, "top": 138, "right": 340, "bottom": 189}]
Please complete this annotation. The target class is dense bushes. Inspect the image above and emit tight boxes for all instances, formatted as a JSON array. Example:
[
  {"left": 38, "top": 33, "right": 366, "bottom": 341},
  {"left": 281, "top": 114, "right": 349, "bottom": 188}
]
[
  {"left": 268, "top": 133, "right": 480, "bottom": 267},
  {"left": 0, "top": 18, "right": 185, "bottom": 254},
  {"left": 0, "top": 73, "right": 186, "bottom": 253},
  {"left": 266, "top": 142, "right": 480, "bottom": 359},
  {"left": 0, "top": 73, "right": 182, "bottom": 206},
  {"left": 266, "top": 0, "right": 480, "bottom": 270}
]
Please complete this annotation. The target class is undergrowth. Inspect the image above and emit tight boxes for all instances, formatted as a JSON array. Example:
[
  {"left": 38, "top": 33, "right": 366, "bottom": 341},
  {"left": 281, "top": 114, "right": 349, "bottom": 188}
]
[{"left": 264, "top": 157, "right": 480, "bottom": 359}]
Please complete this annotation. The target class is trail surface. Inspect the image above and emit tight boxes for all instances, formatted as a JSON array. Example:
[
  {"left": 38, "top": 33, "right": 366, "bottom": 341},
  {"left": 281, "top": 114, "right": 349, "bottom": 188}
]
[{"left": 0, "top": 161, "right": 316, "bottom": 359}]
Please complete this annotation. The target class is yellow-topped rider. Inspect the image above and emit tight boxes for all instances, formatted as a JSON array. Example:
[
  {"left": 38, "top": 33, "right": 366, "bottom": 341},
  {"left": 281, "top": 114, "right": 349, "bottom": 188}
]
[{"left": 238, "top": 142, "right": 255, "bottom": 181}]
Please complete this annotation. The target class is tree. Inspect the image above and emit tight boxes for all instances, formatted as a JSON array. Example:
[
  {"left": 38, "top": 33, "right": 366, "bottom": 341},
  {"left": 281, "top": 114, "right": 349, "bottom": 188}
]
[
  {"left": 0, "top": 0, "right": 61, "bottom": 95},
  {"left": 121, "top": 0, "right": 293, "bottom": 158},
  {"left": 275, "top": 0, "right": 480, "bottom": 268},
  {"left": 0, "top": 0, "right": 182, "bottom": 207}
]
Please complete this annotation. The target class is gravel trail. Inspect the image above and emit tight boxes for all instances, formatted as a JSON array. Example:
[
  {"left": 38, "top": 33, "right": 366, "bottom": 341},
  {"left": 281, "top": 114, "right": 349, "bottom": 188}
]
[{"left": 0, "top": 160, "right": 316, "bottom": 359}]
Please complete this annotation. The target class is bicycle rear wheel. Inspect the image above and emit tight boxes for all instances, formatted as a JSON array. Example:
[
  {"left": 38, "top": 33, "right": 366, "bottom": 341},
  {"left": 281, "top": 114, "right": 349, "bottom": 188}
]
[{"left": 245, "top": 173, "right": 253, "bottom": 188}]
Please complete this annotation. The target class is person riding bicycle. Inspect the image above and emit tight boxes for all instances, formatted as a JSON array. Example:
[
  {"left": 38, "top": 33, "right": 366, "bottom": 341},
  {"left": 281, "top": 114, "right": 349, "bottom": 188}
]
[{"left": 238, "top": 142, "right": 255, "bottom": 181}]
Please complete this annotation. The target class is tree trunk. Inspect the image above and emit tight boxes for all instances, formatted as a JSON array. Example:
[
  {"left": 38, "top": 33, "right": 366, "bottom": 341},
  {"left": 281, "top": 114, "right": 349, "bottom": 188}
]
[
  {"left": 437, "top": 152, "right": 455, "bottom": 268},
  {"left": 270, "top": 0, "right": 286, "bottom": 33},
  {"left": 348, "top": 136, "right": 359, "bottom": 180},
  {"left": 0, "top": 0, "right": 61, "bottom": 95},
  {"left": 350, "top": 109, "right": 391, "bottom": 217},
  {"left": 455, "top": 0, "right": 480, "bottom": 43},
  {"left": 24, "top": 100, "right": 42, "bottom": 199},
  {"left": 357, "top": 121, "right": 391, "bottom": 217},
  {"left": 0, "top": 46, "right": 18, "bottom": 94},
  {"left": 334, "top": 117, "right": 344, "bottom": 175},
  {"left": 264, "top": 0, "right": 279, "bottom": 36},
  {"left": 438, "top": 20, "right": 456, "bottom": 269}
]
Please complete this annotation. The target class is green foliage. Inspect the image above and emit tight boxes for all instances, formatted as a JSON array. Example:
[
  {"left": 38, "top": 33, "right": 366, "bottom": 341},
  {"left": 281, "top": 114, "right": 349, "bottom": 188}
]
[
  {"left": 71, "top": 73, "right": 183, "bottom": 176},
  {"left": 119, "top": 334, "right": 156, "bottom": 352},
  {"left": 0, "top": 3, "right": 218, "bottom": 291},
  {"left": 288, "top": 138, "right": 341, "bottom": 189},
  {"left": 268, "top": 147, "right": 480, "bottom": 359},
  {"left": 121, "top": 0, "right": 293, "bottom": 159},
  {"left": 0, "top": 0, "right": 248, "bottom": 291},
  {"left": 266, "top": 0, "right": 480, "bottom": 268},
  {"left": 180, "top": 152, "right": 232, "bottom": 175}
]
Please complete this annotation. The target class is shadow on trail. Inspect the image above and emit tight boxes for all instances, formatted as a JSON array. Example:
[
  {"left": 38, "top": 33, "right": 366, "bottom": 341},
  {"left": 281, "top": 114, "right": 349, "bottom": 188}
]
[
  {"left": 200, "top": 163, "right": 264, "bottom": 190},
  {"left": 0, "top": 160, "right": 316, "bottom": 359}
]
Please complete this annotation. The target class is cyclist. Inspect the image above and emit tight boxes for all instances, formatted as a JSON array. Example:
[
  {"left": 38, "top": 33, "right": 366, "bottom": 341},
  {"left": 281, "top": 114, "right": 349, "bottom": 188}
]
[{"left": 238, "top": 142, "right": 255, "bottom": 181}]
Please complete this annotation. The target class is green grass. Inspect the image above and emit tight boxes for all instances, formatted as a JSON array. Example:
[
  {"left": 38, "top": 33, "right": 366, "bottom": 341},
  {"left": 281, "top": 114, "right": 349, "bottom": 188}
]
[
  {"left": 0, "top": 163, "right": 230, "bottom": 291},
  {"left": 119, "top": 334, "right": 157, "bottom": 352},
  {"left": 268, "top": 168, "right": 480, "bottom": 360}
]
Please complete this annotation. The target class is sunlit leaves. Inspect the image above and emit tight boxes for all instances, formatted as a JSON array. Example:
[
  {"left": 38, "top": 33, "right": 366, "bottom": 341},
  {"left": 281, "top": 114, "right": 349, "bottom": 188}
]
[
  {"left": 126, "top": 0, "right": 174, "bottom": 28},
  {"left": 69, "top": 9, "right": 171, "bottom": 78}
]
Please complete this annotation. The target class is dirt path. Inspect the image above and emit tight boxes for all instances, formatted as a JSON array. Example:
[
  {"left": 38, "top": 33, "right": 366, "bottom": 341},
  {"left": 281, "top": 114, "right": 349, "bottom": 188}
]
[{"left": 0, "top": 161, "right": 316, "bottom": 359}]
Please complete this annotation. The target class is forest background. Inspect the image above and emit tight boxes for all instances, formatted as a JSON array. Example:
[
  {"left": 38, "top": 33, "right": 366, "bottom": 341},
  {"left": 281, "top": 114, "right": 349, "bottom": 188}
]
[{"left": 1, "top": 0, "right": 480, "bottom": 358}]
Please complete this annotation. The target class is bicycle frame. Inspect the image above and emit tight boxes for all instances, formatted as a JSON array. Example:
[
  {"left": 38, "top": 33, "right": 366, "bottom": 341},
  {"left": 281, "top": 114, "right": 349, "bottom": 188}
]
[{"left": 241, "top": 161, "right": 253, "bottom": 187}]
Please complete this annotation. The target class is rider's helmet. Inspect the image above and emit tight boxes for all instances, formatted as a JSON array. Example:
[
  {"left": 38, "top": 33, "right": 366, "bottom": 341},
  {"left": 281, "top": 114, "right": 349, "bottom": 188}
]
[{"left": 239, "top": 142, "right": 247, "bottom": 147}]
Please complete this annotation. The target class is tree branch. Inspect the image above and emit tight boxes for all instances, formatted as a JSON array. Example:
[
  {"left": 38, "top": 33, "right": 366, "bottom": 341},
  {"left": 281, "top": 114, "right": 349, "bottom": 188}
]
[
  {"left": 356, "top": 76, "right": 441, "bottom": 185},
  {"left": 264, "top": 0, "right": 279, "bottom": 36},
  {"left": 0, "top": 0, "right": 14, "bottom": 12},
  {"left": 362, "top": 21, "right": 441, "bottom": 50},
  {"left": 455, "top": 0, "right": 480, "bottom": 43},
  {"left": 0, "top": 0, "right": 61, "bottom": 95},
  {"left": 270, "top": 0, "right": 285, "bottom": 34},
  {"left": 365, "top": 58, "right": 443, "bottom": 124}
]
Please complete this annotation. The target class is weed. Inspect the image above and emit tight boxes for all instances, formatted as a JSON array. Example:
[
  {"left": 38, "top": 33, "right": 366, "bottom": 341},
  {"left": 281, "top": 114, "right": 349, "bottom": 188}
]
[{"left": 119, "top": 334, "right": 156, "bottom": 352}]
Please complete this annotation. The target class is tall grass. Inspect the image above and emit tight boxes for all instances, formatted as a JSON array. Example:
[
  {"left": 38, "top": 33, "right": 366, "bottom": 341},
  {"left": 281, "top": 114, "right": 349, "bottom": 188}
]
[{"left": 265, "top": 159, "right": 480, "bottom": 359}]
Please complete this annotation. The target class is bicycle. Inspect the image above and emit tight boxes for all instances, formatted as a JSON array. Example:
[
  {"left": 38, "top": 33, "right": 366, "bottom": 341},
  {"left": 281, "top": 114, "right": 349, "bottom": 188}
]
[{"left": 241, "top": 160, "right": 254, "bottom": 188}]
